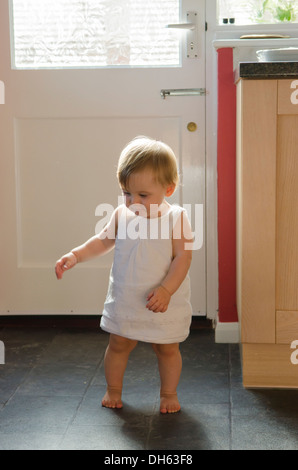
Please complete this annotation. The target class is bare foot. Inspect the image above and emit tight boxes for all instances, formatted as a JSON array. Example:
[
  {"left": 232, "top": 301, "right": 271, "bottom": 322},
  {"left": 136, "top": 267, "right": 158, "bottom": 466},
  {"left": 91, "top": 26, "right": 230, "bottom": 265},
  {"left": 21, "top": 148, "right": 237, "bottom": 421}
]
[
  {"left": 101, "top": 387, "right": 123, "bottom": 409},
  {"left": 160, "top": 392, "right": 181, "bottom": 414}
]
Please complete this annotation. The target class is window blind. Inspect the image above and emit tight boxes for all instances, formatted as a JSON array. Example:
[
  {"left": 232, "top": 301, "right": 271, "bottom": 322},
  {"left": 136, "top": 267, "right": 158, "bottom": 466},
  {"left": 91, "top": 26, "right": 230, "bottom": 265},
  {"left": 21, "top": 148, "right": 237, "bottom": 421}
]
[{"left": 11, "top": 0, "right": 180, "bottom": 69}]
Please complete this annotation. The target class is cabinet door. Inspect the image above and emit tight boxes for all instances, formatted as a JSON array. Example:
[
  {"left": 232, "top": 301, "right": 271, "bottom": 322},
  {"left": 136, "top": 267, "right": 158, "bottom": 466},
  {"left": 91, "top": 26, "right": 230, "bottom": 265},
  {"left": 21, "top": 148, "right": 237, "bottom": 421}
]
[
  {"left": 237, "top": 80, "right": 277, "bottom": 344},
  {"left": 276, "top": 80, "right": 298, "bottom": 330}
]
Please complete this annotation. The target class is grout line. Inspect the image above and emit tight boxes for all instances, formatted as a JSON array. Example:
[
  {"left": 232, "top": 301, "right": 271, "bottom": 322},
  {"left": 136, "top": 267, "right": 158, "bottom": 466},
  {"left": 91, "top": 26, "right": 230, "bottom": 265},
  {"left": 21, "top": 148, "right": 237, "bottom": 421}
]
[
  {"left": 69, "top": 352, "right": 105, "bottom": 424},
  {"left": 57, "top": 346, "right": 106, "bottom": 447},
  {"left": 145, "top": 393, "right": 160, "bottom": 450},
  {"left": 0, "top": 329, "right": 60, "bottom": 409},
  {"left": 1, "top": 365, "right": 35, "bottom": 409}
]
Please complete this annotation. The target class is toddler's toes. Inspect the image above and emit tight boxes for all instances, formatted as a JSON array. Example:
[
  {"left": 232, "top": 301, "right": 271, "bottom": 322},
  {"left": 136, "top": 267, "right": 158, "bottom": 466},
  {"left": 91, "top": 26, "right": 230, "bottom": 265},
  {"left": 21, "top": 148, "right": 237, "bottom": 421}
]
[
  {"left": 160, "top": 392, "right": 181, "bottom": 414},
  {"left": 102, "top": 387, "right": 123, "bottom": 409}
]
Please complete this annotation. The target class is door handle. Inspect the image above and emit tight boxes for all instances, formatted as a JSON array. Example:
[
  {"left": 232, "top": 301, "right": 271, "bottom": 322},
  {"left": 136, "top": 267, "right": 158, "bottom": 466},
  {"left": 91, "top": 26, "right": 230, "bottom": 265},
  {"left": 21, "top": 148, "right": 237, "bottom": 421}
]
[
  {"left": 166, "top": 12, "right": 198, "bottom": 59},
  {"left": 166, "top": 23, "right": 195, "bottom": 30},
  {"left": 160, "top": 88, "right": 206, "bottom": 99}
]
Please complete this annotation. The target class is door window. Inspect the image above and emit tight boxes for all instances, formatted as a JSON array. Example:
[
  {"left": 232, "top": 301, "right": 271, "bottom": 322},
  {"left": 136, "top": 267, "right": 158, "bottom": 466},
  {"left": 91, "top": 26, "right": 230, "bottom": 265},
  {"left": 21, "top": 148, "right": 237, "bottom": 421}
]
[
  {"left": 217, "top": 0, "right": 298, "bottom": 25},
  {"left": 10, "top": 0, "right": 180, "bottom": 69}
]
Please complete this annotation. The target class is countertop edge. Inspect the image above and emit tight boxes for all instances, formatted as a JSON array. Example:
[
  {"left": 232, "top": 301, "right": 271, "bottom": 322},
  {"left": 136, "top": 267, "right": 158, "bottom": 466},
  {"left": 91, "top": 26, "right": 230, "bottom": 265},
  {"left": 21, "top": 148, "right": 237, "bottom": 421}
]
[{"left": 235, "top": 61, "right": 298, "bottom": 81}]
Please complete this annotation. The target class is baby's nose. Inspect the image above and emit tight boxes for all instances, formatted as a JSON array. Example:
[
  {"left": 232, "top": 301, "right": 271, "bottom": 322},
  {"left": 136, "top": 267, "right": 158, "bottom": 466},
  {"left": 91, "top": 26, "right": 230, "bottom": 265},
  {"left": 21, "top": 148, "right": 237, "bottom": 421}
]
[{"left": 130, "top": 195, "right": 141, "bottom": 205}]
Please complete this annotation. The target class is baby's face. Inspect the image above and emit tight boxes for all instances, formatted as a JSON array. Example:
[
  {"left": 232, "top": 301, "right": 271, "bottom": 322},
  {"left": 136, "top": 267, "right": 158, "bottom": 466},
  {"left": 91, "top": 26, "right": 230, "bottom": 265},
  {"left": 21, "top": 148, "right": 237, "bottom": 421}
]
[{"left": 122, "top": 168, "right": 174, "bottom": 218}]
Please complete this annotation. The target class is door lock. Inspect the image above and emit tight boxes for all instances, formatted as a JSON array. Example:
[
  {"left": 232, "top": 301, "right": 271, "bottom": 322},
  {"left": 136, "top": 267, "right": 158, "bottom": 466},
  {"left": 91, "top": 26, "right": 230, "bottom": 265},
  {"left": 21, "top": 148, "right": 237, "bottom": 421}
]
[{"left": 187, "top": 122, "right": 197, "bottom": 132}]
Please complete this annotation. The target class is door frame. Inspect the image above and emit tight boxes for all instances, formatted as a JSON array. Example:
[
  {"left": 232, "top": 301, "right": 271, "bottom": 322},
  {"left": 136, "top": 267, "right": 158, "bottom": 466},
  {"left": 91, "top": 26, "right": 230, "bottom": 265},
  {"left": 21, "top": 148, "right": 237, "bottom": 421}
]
[{"left": 205, "top": 0, "right": 219, "bottom": 321}]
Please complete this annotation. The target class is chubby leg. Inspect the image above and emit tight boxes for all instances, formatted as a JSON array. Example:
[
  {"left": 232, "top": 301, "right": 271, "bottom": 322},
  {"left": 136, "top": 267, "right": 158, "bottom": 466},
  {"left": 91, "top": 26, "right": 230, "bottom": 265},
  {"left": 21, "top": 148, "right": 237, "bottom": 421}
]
[
  {"left": 102, "top": 334, "right": 138, "bottom": 409},
  {"left": 152, "top": 342, "right": 182, "bottom": 414}
]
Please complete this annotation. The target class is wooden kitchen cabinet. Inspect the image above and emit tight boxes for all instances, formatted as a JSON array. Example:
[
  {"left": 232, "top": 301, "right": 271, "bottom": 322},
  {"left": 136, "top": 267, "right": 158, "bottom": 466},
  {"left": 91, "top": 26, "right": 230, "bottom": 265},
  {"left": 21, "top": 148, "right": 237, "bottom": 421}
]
[{"left": 237, "top": 78, "right": 298, "bottom": 388}]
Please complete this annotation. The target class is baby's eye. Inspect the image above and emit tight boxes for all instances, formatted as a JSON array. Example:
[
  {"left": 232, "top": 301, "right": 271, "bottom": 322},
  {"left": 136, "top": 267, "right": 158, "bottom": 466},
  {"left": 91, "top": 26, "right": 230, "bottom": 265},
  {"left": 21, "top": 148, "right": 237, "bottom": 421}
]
[
  {"left": 139, "top": 194, "right": 147, "bottom": 198},
  {"left": 123, "top": 191, "right": 130, "bottom": 196}
]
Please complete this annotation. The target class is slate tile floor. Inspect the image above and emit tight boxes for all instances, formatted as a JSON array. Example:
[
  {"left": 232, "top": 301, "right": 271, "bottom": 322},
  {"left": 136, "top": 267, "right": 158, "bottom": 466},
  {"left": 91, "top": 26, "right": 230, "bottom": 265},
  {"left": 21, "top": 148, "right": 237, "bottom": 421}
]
[{"left": 1, "top": 323, "right": 298, "bottom": 450}]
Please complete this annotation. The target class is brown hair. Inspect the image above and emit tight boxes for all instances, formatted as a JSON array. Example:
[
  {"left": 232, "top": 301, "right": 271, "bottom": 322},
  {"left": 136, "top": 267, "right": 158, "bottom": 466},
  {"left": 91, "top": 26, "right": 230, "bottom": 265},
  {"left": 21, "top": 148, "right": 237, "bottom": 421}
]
[{"left": 117, "top": 136, "right": 179, "bottom": 190}]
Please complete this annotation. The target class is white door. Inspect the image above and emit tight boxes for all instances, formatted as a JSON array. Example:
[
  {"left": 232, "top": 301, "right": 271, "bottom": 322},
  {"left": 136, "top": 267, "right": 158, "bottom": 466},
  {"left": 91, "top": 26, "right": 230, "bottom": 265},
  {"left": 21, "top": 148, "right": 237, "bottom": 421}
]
[{"left": 0, "top": 0, "right": 206, "bottom": 316}]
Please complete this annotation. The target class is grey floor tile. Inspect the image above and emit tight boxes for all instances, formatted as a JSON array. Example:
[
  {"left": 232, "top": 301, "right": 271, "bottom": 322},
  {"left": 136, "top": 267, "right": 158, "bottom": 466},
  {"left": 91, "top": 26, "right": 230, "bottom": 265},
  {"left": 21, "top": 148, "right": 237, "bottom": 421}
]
[
  {"left": 232, "top": 414, "right": 298, "bottom": 450},
  {"left": 0, "top": 432, "right": 64, "bottom": 450},
  {"left": 0, "top": 365, "right": 32, "bottom": 404},
  {"left": 1, "top": 328, "right": 57, "bottom": 366},
  {"left": 38, "top": 329, "right": 108, "bottom": 365},
  {"left": 16, "top": 362, "right": 97, "bottom": 397},
  {"left": 59, "top": 424, "right": 149, "bottom": 450},
  {"left": 0, "top": 394, "right": 80, "bottom": 434}
]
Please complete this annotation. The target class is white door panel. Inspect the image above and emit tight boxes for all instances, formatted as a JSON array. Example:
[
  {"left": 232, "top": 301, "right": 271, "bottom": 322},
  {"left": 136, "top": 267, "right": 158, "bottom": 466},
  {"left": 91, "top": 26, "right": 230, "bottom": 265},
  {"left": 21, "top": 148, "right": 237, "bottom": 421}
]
[
  {"left": 0, "top": 0, "right": 206, "bottom": 316},
  {"left": 14, "top": 117, "right": 181, "bottom": 266}
]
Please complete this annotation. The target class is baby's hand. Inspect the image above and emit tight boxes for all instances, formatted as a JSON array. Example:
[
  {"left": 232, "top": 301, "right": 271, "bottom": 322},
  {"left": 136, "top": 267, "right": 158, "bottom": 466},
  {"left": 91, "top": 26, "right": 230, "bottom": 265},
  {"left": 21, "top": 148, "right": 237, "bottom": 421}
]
[
  {"left": 146, "top": 285, "right": 171, "bottom": 313},
  {"left": 55, "top": 252, "right": 77, "bottom": 280}
]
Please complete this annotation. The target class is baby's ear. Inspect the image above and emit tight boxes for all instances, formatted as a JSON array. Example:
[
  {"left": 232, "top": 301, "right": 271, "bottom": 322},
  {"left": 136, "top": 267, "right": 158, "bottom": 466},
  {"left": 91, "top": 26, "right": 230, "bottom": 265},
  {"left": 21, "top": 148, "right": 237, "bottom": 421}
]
[{"left": 165, "top": 184, "right": 176, "bottom": 197}]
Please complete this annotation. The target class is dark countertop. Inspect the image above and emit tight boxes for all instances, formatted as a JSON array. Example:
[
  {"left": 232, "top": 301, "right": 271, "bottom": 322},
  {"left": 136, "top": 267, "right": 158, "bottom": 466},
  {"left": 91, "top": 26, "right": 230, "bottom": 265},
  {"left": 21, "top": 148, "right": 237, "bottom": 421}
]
[{"left": 236, "top": 61, "right": 298, "bottom": 81}]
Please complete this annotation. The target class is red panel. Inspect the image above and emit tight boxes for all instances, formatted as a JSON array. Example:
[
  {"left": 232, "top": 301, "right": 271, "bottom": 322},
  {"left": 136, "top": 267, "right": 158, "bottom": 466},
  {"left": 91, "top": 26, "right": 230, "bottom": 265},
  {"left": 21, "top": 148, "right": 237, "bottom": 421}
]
[{"left": 217, "top": 48, "right": 238, "bottom": 322}]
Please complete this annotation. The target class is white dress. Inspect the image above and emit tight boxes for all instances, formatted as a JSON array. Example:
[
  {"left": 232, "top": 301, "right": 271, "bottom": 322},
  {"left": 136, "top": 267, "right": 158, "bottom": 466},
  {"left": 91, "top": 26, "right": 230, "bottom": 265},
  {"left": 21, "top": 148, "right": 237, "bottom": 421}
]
[{"left": 100, "top": 204, "right": 193, "bottom": 344}]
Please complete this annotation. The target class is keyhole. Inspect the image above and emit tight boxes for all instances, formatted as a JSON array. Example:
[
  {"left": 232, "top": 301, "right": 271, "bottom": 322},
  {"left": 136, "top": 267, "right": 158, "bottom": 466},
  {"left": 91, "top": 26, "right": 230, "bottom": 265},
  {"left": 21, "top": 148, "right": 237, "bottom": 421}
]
[{"left": 187, "top": 122, "right": 197, "bottom": 132}]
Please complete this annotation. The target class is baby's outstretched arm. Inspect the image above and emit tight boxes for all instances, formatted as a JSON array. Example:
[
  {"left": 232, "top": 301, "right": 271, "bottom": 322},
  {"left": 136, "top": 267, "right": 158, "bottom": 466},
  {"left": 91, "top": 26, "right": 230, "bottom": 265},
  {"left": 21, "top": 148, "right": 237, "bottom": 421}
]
[
  {"left": 55, "top": 207, "right": 118, "bottom": 280},
  {"left": 146, "top": 211, "right": 193, "bottom": 313}
]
